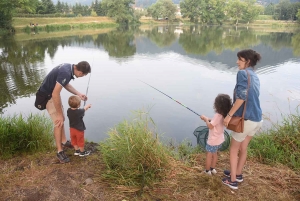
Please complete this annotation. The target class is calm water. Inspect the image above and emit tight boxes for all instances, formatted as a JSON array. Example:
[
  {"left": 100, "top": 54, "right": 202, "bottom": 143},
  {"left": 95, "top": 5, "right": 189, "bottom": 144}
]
[{"left": 1, "top": 26, "right": 299, "bottom": 145}]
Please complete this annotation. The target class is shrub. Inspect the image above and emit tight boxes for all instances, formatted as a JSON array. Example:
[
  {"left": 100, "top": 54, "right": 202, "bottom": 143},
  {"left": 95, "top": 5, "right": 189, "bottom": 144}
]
[
  {"left": 0, "top": 113, "right": 54, "bottom": 159},
  {"left": 249, "top": 111, "right": 300, "bottom": 171},
  {"left": 100, "top": 110, "right": 170, "bottom": 187}
]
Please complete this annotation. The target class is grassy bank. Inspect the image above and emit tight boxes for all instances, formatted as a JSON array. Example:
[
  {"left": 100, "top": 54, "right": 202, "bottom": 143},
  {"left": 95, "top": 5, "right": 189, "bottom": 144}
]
[
  {"left": 11, "top": 17, "right": 118, "bottom": 34},
  {"left": 0, "top": 111, "right": 299, "bottom": 200},
  {"left": 13, "top": 16, "right": 115, "bottom": 28}
]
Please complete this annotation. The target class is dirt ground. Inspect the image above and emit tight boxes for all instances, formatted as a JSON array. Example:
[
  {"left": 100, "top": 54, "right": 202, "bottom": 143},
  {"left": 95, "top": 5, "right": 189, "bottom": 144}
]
[{"left": 0, "top": 143, "right": 299, "bottom": 201}]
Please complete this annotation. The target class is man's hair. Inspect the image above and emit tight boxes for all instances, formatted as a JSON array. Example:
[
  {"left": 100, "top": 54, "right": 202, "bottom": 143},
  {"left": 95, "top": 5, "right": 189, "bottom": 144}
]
[
  {"left": 76, "top": 61, "right": 91, "bottom": 74},
  {"left": 68, "top": 95, "right": 81, "bottom": 108},
  {"left": 214, "top": 94, "right": 232, "bottom": 118}
]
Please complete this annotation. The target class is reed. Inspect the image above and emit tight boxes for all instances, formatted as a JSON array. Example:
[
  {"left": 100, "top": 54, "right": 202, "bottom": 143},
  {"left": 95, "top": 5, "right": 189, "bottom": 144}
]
[
  {"left": 100, "top": 110, "right": 170, "bottom": 188},
  {"left": 0, "top": 113, "right": 54, "bottom": 159},
  {"left": 249, "top": 111, "right": 300, "bottom": 170}
]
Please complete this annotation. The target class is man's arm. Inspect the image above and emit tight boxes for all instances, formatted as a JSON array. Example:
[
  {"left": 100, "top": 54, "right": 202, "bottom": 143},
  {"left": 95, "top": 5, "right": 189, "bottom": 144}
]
[
  {"left": 64, "top": 83, "right": 87, "bottom": 101},
  {"left": 52, "top": 82, "right": 64, "bottom": 127}
]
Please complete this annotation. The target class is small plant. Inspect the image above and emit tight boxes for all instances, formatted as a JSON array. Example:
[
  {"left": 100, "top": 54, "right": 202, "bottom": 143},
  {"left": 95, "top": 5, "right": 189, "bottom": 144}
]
[
  {"left": 0, "top": 113, "right": 54, "bottom": 159},
  {"left": 100, "top": 110, "right": 170, "bottom": 188}
]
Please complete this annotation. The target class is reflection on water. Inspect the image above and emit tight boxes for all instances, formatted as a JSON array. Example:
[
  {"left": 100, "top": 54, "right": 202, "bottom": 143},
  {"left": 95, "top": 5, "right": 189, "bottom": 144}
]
[{"left": 1, "top": 26, "right": 299, "bottom": 143}]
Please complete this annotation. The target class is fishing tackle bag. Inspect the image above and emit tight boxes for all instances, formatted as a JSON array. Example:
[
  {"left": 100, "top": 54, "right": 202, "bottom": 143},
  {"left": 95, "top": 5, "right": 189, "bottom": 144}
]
[{"left": 34, "top": 90, "right": 51, "bottom": 110}]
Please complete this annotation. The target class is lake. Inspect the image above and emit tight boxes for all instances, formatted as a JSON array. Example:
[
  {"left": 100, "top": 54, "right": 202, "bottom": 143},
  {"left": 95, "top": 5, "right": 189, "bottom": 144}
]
[{"left": 1, "top": 25, "right": 299, "bottom": 145}]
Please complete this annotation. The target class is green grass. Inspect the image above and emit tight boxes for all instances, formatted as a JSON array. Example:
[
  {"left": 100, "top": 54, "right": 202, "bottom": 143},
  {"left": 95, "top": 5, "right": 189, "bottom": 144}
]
[
  {"left": 257, "top": 15, "right": 274, "bottom": 20},
  {"left": 249, "top": 111, "right": 300, "bottom": 171},
  {"left": 0, "top": 113, "right": 54, "bottom": 159},
  {"left": 100, "top": 110, "right": 171, "bottom": 188}
]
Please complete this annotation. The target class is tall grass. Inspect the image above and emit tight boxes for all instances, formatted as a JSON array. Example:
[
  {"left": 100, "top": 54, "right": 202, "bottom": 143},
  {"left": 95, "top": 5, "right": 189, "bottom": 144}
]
[
  {"left": 0, "top": 113, "right": 54, "bottom": 159},
  {"left": 249, "top": 111, "right": 300, "bottom": 171},
  {"left": 100, "top": 110, "right": 170, "bottom": 188}
]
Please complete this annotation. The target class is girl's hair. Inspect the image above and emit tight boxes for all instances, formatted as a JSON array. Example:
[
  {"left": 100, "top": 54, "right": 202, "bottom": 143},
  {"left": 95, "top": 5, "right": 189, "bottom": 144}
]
[
  {"left": 68, "top": 95, "right": 81, "bottom": 108},
  {"left": 237, "top": 49, "right": 261, "bottom": 67},
  {"left": 214, "top": 94, "right": 232, "bottom": 118}
]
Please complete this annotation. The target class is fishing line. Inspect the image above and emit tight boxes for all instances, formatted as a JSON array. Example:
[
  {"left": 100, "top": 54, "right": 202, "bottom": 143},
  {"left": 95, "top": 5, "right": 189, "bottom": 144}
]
[
  {"left": 139, "top": 80, "right": 201, "bottom": 116},
  {"left": 139, "top": 80, "right": 231, "bottom": 151}
]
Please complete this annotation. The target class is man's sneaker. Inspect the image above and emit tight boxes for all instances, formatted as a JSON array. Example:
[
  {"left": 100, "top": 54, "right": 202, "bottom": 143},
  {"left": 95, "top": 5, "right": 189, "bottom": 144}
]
[
  {"left": 57, "top": 151, "right": 70, "bottom": 163},
  {"left": 79, "top": 150, "right": 91, "bottom": 157},
  {"left": 62, "top": 140, "right": 73, "bottom": 149},
  {"left": 203, "top": 170, "right": 212, "bottom": 175},
  {"left": 74, "top": 149, "right": 80, "bottom": 156},
  {"left": 211, "top": 168, "right": 217, "bottom": 174},
  {"left": 222, "top": 178, "right": 238, "bottom": 190},
  {"left": 224, "top": 170, "right": 243, "bottom": 182}
]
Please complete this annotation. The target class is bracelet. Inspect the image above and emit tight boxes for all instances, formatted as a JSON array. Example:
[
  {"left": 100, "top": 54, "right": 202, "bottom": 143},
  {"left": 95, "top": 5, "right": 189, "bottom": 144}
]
[{"left": 227, "top": 113, "right": 232, "bottom": 117}]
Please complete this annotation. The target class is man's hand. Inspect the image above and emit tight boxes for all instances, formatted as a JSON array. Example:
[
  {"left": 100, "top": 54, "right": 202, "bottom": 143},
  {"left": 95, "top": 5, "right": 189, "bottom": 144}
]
[
  {"left": 78, "top": 93, "right": 87, "bottom": 101},
  {"left": 55, "top": 114, "right": 64, "bottom": 127}
]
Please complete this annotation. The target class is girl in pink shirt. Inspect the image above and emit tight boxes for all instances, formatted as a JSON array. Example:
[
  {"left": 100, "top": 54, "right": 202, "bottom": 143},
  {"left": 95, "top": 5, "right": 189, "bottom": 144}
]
[{"left": 200, "top": 94, "right": 232, "bottom": 175}]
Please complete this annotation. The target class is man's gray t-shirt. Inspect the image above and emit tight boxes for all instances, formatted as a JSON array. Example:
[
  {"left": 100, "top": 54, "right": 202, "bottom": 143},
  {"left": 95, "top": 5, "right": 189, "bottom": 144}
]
[
  {"left": 39, "top": 63, "right": 74, "bottom": 94},
  {"left": 67, "top": 108, "right": 86, "bottom": 131}
]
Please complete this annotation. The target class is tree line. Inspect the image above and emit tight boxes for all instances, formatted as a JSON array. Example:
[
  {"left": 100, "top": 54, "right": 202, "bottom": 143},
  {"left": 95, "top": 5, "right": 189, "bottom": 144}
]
[{"left": 1, "top": 0, "right": 300, "bottom": 33}]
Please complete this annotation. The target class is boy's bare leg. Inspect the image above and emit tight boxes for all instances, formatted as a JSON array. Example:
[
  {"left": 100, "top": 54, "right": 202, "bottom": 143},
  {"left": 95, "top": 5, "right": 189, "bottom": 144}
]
[{"left": 79, "top": 147, "right": 84, "bottom": 152}]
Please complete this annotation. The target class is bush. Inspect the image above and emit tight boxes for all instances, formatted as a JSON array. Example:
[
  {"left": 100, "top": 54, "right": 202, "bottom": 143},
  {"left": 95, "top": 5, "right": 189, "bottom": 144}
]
[
  {"left": 249, "top": 111, "right": 300, "bottom": 171},
  {"left": 100, "top": 110, "right": 170, "bottom": 187},
  {"left": 0, "top": 113, "right": 54, "bottom": 159}
]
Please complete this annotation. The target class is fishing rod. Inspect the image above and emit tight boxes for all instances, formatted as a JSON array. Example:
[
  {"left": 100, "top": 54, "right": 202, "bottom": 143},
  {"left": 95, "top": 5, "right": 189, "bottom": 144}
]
[
  {"left": 84, "top": 56, "right": 94, "bottom": 107},
  {"left": 139, "top": 80, "right": 201, "bottom": 117},
  {"left": 84, "top": 72, "right": 91, "bottom": 107}
]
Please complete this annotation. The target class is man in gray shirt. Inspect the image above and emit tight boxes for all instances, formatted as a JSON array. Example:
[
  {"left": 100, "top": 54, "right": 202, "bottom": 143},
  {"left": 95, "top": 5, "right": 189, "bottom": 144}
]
[{"left": 38, "top": 61, "right": 91, "bottom": 163}]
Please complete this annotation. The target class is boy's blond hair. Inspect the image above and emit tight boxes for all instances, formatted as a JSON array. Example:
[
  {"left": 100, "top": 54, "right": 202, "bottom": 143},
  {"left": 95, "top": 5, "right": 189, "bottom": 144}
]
[{"left": 68, "top": 95, "right": 81, "bottom": 108}]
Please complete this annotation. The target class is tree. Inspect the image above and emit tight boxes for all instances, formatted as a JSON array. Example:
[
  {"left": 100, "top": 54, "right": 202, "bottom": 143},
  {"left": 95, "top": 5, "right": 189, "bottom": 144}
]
[
  {"left": 161, "top": 0, "right": 177, "bottom": 21},
  {"left": 96, "top": 3, "right": 106, "bottom": 16},
  {"left": 180, "top": 0, "right": 202, "bottom": 23},
  {"left": 91, "top": 9, "right": 97, "bottom": 17},
  {"left": 101, "top": 0, "right": 134, "bottom": 24},
  {"left": 242, "top": 0, "right": 263, "bottom": 24},
  {"left": 225, "top": 0, "right": 246, "bottom": 25},
  {"left": 147, "top": 3, "right": 164, "bottom": 20},
  {"left": 274, "top": 0, "right": 291, "bottom": 20},
  {"left": 198, "top": 0, "right": 226, "bottom": 24},
  {"left": 63, "top": 3, "right": 70, "bottom": 14},
  {"left": 56, "top": 0, "right": 63, "bottom": 13},
  {"left": 264, "top": 3, "right": 276, "bottom": 15},
  {"left": 147, "top": 0, "right": 177, "bottom": 21},
  {"left": 42, "top": 0, "right": 56, "bottom": 14},
  {"left": 297, "top": 9, "right": 300, "bottom": 23},
  {"left": 0, "top": 0, "right": 35, "bottom": 31}
]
